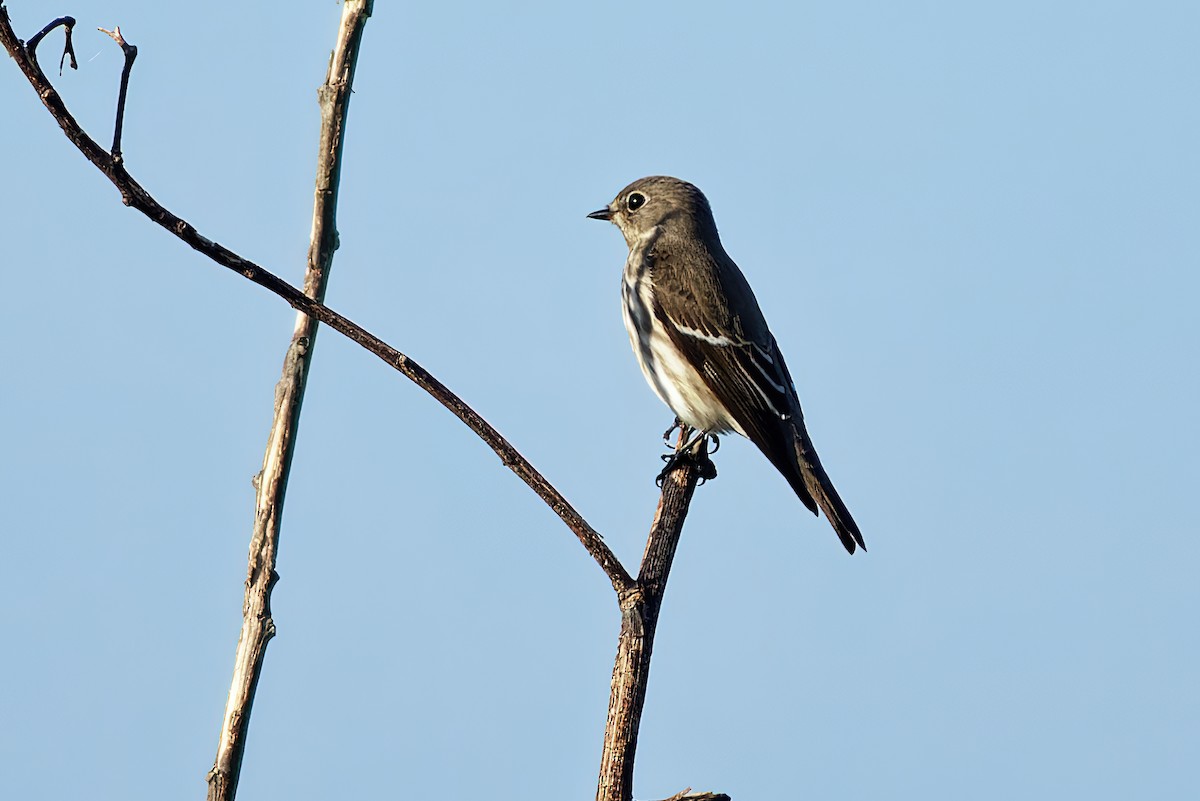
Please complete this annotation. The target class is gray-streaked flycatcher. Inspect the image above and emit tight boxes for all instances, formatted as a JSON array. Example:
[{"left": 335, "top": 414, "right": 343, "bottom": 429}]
[{"left": 588, "top": 175, "right": 865, "bottom": 554}]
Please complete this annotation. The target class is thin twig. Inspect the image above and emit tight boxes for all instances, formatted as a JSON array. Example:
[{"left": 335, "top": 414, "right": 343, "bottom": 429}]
[
  {"left": 25, "top": 14, "right": 74, "bottom": 74},
  {"left": 656, "top": 792, "right": 732, "bottom": 801},
  {"left": 661, "top": 790, "right": 694, "bottom": 801},
  {"left": 96, "top": 25, "right": 135, "bottom": 160},
  {"left": 204, "top": 3, "right": 373, "bottom": 800},
  {"left": 0, "top": 5, "right": 631, "bottom": 594}
]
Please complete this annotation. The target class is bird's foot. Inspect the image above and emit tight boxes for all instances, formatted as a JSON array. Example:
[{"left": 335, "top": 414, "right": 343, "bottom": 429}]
[
  {"left": 662, "top": 417, "right": 683, "bottom": 446},
  {"left": 655, "top": 450, "right": 683, "bottom": 487},
  {"left": 655, "top": 429, "right": 718, "bottom": 487}
]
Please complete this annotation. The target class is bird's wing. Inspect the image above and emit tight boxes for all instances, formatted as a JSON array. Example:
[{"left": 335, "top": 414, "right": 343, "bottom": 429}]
[
  {"left": 656, "top": 294, "right": 872, "bottom": 552},
  {"left": 649, "top": 246, "right": 865, "bottom": 554},
  {"left": 649, "top": 248, "right": 802, "bottom": 432},
  {"left": 652, "top": 289, "right": 821, "bottom": 510},
  {"left": 661, "top": 304, "right": 798, "bottom": 431}
]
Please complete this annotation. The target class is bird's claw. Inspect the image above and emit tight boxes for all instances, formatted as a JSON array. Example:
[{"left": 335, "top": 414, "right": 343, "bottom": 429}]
[
  {"left": 655, "top": 433, "right": 718, "bottom": 487},
  {"left": 662, "top": 417, "right": 682, "bottom": 445},
  {"left": 655, "top": 450, "right": 683, "bottom": 487}
]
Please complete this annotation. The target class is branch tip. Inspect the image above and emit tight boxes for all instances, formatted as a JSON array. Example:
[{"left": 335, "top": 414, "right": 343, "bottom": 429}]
[
  {"left": 655, "top": 792, "right": 731, "bottom": 801},
  {"left": 96, "top": 25, "right": 124, "bottom": 46},
  {"left": 94, "top": 25, "right": 138, "bottom": 159},
  {"left": 24, "top": 15, "right": 76, "bottom": 75}
]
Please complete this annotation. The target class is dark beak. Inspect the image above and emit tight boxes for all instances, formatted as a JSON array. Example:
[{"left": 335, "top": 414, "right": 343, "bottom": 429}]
[{"left": 587, "top": 207, "right": 613, "bottom": 221}]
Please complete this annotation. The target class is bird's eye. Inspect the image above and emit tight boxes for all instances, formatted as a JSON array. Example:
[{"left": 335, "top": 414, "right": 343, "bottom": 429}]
[{"left": 626, "top": 192, "right": 646, "bottom": 211}]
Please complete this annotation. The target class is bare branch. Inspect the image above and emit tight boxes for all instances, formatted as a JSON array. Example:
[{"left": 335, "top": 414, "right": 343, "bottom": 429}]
[
  {"left": 596, "top": 438, "right": 717, "bottom": 801},
  {"left": 204, "top": 3, "right": 373, "bottom": 799},
  {"left": 0, "top": 5, "right": 631, "bottom": 593}
]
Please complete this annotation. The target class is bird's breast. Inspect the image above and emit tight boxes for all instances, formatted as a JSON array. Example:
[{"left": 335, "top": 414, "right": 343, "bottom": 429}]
[{"left": 621, "top": 251, "right": 739, "bottom": 435}]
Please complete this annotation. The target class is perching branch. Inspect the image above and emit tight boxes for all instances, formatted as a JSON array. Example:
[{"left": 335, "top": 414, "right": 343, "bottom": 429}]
[
  {"left": 0, "top": 3, "right": 630, "bottom": 594},
  {"left": 596, "top": 438, "right": 722, "bottom": 801},
  {"left": 205, "top": 3, "right": 373, "bottom": 800}
]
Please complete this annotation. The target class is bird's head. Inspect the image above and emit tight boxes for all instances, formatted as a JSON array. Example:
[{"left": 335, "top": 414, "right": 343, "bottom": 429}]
[{"left": 588, "top": 175, "right": 718, "bottom": 248}]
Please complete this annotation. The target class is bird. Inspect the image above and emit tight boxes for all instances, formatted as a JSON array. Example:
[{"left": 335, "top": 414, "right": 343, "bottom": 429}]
[{"left": 588, "top": 176, "right": 865, "bottom": 554}]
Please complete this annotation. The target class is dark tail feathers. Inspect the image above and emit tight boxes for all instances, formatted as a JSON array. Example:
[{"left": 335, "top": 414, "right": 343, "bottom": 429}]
[{"left": 761, "top": 423, "right": 865, "bottom": 555}]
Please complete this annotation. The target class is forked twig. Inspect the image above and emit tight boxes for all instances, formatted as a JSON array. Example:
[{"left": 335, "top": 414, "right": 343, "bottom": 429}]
[{"left": 25, "top": 14, "right": 75, "bottom": 73}]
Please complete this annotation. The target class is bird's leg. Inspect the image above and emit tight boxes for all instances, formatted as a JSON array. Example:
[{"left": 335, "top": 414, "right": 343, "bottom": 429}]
[
  {"left": 655, "top": 421, "right": 692, "bottom": 486},
  {"left": 662, "top": 416, "right": 683, "bottom": 446},
  {"left": 656, "top": 425, "right": 718, "bottom": 486},
  {"left": 678, "top": 427, "right": 709, "bottom": 454}
]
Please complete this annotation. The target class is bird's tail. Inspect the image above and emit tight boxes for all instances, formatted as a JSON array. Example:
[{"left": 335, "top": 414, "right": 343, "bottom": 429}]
[{"left": 776, "top": 423, "right": 866, "bottom": 555}]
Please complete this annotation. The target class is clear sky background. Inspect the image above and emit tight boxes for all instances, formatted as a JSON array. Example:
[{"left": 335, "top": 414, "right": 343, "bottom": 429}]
[{"left": 2, "top": 1, "right": 1196, "bottom": 799}]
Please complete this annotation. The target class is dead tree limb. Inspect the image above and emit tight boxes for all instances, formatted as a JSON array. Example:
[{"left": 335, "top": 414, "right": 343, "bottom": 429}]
[
  {"left": 205, "top": 3, "right": 374, "bottom": 800},
  {"left": 597, "top": 438, "right": 718, "bottom": 801}
]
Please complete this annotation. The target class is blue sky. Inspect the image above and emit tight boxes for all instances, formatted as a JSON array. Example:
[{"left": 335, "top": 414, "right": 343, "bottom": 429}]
[{"left": 2, "top": 1, "right": 1196, "bottom": 799}]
